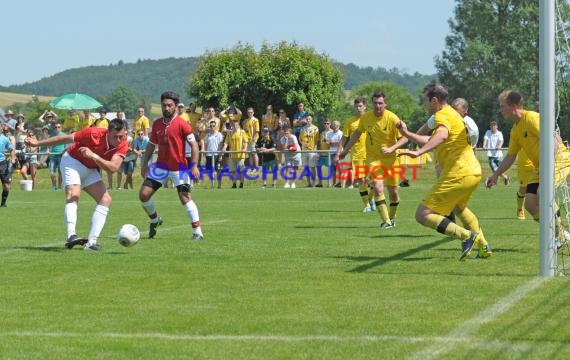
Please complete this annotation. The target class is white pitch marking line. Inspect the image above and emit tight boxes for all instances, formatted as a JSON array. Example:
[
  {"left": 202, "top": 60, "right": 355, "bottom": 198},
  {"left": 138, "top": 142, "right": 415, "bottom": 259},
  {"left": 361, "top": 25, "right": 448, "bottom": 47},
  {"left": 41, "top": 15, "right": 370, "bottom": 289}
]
[
  {"left": 408, "top": 276, "right": 548, "bottom": 360},
  {"left": 0, "top": 331, "right": 551, "bottom": 351}
]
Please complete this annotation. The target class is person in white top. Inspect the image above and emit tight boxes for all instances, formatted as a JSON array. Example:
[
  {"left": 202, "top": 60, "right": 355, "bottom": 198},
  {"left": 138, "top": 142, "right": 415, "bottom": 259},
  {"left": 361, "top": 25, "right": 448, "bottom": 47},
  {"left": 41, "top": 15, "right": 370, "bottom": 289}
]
[
  {"left": 326, "top": 120, "right": 343, "bottom": 187},
  {"left": 483, "top": 121, "right": 509, "bottom": 185},
  {"left": 451, "top": 98, "right": 479, "bottom": 148}
]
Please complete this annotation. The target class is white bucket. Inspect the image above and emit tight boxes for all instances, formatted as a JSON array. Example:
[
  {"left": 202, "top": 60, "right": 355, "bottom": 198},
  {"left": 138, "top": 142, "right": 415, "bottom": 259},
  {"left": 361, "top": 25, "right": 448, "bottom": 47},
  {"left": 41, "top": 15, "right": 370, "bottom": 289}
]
[{"left": 20, "top": 180, "right": 33, "bottom": 191}]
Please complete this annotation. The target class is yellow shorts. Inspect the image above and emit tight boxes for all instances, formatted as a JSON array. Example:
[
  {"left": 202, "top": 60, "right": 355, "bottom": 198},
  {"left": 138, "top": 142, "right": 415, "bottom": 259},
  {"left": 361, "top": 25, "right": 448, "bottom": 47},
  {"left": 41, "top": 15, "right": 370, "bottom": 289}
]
[
  {"left": 351, "top": 159, "right": 366, "bottom": 180},
  {"left": 518, "top": 166, "right": 535, "bottom": 187},
  {"left": 423, "top": 174, "right": 481, "bottom": 215},
  {"left": 368, "top": 157, "right": 401, "bottom": 187}
]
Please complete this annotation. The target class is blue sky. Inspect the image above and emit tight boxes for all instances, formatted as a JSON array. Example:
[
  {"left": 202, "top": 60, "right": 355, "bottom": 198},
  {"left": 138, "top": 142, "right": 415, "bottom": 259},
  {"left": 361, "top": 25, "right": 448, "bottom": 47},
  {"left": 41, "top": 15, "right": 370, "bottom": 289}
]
[{"left": 1, "top": 0, "right": 457, "bottom": 86}]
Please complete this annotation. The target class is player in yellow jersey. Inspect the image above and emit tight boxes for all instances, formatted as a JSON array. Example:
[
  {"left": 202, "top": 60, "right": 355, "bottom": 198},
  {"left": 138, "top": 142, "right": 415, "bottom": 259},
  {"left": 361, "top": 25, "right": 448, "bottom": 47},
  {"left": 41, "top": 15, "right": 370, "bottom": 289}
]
[
  {"left": 339, "top": 92, "right": 408, "bottom": 229},
  {"left": 515, "top": 149, "right": 535, "bottom": 220},
  {"left": 398, "top": 82, "right": 491, "bottom": 260},
  {"left": 486, "top": 90, "right": 570, "bottom": 247},
  {"left": 342, "top": 97, "right": 375, "bottom": 212}
]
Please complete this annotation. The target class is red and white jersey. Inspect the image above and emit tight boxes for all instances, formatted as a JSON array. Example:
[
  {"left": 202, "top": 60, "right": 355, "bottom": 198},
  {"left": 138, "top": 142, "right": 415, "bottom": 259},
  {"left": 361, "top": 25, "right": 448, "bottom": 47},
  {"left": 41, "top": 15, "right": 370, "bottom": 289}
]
[
  {"left": 149, "top": 116, "right": 194, "bottom": 170},
  {"left": 67, "top": 127, "right": 128, "bottom": 169}
]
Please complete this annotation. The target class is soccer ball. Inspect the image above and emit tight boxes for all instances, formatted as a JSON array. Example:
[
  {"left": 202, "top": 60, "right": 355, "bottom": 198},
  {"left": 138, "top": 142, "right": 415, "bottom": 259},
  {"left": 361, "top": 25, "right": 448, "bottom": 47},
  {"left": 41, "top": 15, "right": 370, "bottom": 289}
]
[{"left": 117, "top": 224, "right": 140, "bottom": 247}]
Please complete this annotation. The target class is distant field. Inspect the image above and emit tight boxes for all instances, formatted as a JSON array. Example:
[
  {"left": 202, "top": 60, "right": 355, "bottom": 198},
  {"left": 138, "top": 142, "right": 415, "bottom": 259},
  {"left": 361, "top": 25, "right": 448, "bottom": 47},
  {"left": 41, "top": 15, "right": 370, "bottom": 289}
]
[{"left": 0, "top": 91, "right": 54, "bottom": 108}]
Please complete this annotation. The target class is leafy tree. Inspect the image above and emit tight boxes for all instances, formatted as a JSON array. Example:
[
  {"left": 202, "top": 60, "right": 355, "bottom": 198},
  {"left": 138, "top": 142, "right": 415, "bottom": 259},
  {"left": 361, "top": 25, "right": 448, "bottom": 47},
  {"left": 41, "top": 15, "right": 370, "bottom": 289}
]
[
  {"left": 186, "top": 42, "right": 344, "bottom": 121},
  {"left": 435, "top": 0, "right": 543, "bottom": 139},
  {"left": 348, "top": 81, "right": 426, "bottom": 130},
  {"left": 100, "top": 86, "right": 141, "bottom": 118}
]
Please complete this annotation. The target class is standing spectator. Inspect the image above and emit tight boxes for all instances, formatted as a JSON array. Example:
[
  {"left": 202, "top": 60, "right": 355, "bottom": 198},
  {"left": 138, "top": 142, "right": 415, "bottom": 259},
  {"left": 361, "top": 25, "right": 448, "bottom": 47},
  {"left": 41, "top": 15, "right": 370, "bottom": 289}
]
[
  {"left": 299, "top": 115, "right": 319, "bottom": 187},
  {"left": 200, "top": 119, "right": 224, "bottom": 189},
  {"left": 0, "top": 125, "right": 16, "bottom": 207},
  {"left": 62, "top": 110, "right": 80, "bottom": 133},
  {"left": 220, "top": 106, "right": 242, "bottom": 132},
  {"left": 274, "top": 109, "right": 291, "bottom": 165},
  {"left": 256, "top": 127, "right": 277, "bottom": 188},
  {"left": 316, "top": 120, "right": 333, "bottom": 188},
  {"left": 25, "top": 119, "right": 128, "bottom": 251},
  {"left": 14, "top": 114, "right": 27, "bottom": 169},
  {"left": 79, "top": 110, "right": 96, "bottom": 130},
  {"left": 48, "top": 123, "right": 66, "bottom": 190},
  {"left": 3, "top": 110, "right": 17, "bottom": 135},
  {"left": 92, "top": 108, "right": 109, "bottom": 128},
  {"left": 292, "top": 102, "right": 308, "bottom": 138},
  {"left": 19, "top": 129, "right": 39, "bottom": 189},
  {"left": 452, "top": 98, "right": 479, "bottom": 149},
  {"left": 186, "top": 103, "right": 201, "bottom": 130},
  {"left": 397, "top": 82, "right": 491, "bottom": 260},
  {"left": 177, "top": 103, "right": 190, "bottom": 122},
  {"left": 118, "top": 132, "right": 136, "bottom": 190},
  {"left": 138, "top": 91, "right": 203, "bottom": 240},
  {"left": 280, "top": 127, "right": 302, "bottom": 188},
  {"left": 38, "top": 110, "right": 59, "bottom": 135},
  {"left": 110, "top": 112, "right": 129, "bottom": 189},
  {"left": 133, "top": 107, "right": 150, "bottom": 136},
  {"left": 242, "top": 107, "right": 260, "bottom": 171},
  {"left": 483, "top": 121, "right": 509, "bottom": 185},
  {"left": 133, "top": 130, "right": 150, "bottom": 167},
  {"left": 262, "top": 105, "right": 277, "bottom": 135},
  {"left": 222, "top": 118, "right": 247, "bottom": 188},
  {"left": 326, "top": 120, "right": 344, "bottom": 187}
]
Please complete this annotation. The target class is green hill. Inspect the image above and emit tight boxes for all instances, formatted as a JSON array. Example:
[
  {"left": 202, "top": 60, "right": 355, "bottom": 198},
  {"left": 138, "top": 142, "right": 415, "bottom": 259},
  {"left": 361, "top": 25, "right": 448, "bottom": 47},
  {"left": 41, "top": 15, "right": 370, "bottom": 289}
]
[{"left": 2, "top": 57, "right": 434, "bottom": 101}]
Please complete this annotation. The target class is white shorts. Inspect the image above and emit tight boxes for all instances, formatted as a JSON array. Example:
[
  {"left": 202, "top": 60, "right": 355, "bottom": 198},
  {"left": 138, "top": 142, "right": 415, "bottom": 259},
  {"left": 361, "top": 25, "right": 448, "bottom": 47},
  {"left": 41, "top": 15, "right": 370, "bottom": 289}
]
[
  {"left": 302, "top": 152, "right": 319, "bottom": 167},
  {"left": 228, "top": 158, "right": 245, "bottom": 172},
  {"left": 61, "top": 152, "right": 102, "bottom": 189},
  {"left": 148, "top": 165, "right": 192, "bottom": 187}
]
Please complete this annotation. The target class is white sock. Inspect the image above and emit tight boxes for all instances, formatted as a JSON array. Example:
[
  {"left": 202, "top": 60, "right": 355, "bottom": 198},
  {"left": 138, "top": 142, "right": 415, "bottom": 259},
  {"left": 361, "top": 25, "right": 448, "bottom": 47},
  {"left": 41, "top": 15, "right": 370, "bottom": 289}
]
[
  {"left": 64, "top": 201, "right": 78, "bottom": 239},
  {"left": 183, "top": 200, "right": 202, "bottom": 234},
  {"left": 141, "top": 199, "right": 157, "bottom": 219},
  {"left": 88, "top": 205, "right": 109, "bottom": 243}
]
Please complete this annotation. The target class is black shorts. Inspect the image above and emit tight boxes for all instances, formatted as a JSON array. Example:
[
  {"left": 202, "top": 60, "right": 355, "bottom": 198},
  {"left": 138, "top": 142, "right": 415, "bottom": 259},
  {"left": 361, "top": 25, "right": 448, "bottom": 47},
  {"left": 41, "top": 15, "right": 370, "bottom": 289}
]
[{"left": 0, "top": 160, "right": 12, "bottom": 184}]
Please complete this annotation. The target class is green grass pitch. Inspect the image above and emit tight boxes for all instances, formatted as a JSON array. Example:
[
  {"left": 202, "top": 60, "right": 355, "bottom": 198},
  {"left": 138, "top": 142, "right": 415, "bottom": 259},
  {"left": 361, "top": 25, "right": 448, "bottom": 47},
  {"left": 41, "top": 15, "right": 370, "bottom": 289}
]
[{"left": 1, "top": 164, "right": 570, "bottom": 359}]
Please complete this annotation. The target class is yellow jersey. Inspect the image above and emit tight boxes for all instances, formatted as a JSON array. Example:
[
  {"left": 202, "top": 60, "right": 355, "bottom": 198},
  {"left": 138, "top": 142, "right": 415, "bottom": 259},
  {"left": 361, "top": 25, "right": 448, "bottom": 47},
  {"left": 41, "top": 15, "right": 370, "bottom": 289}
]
[
  {"left": 319, "top": 130, "right": 331, "bottom": 152},
  {"left": 299, "top": 124, "right": 319, "bottom": 150},
  {"left": 242, "top": 117, "right": 260, "bottom": 142},
  {"left": 432, "top": 105, "right": 481, "bottom": 178},
  {"left": 62, "top": 115, "right": 80, "bottom": 133},
  {"left": 357, "top": 109, "right": 401, "bottom": 162},
  {"left": 133, "top": 115, "right": 150, "bottom": 133},
  {"left": 187, "top": 112, "right": 201, "bottom": 130},
  {"left": 343, "top": 115, "right": 366, "bottom": 161},
  {"left": 224, "top": 128, "right": 247, "bottom": 159},
  {"left": 507, "top": 110, "right": 540, "bottom": 166},
  {"left": 262, "top": 114, "right": 277, "bottom": 129},
  {"left": 92, "top": 117, "right": 109, "bottom": 129}
]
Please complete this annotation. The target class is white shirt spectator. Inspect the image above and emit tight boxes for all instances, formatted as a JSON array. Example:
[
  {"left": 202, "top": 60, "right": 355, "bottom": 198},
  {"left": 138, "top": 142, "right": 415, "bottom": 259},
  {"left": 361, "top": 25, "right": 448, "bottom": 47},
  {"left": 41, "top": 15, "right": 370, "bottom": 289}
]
[{"left": 484, "top": 129, "right": 504, "bottom": 158}]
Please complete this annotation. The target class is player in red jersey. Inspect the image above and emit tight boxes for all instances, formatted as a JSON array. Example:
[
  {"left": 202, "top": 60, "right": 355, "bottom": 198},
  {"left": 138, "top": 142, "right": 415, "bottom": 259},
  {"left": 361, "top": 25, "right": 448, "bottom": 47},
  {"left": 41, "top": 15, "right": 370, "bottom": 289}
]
[
  {"left": 139, "top": 91, "right": 204, "bottom": 240},
  {"left": 25, "top": 119, "right": 128, "bottom": 251}
]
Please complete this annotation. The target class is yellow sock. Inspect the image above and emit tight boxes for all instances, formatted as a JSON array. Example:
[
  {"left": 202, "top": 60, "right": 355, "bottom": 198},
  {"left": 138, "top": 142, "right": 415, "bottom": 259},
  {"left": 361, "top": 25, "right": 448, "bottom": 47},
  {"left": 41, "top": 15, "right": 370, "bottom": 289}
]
[
  {"left": 368, "top": 186, "right": 374, "bottom": 203},
  {"left": 389, "top": 201, "right": 400, "bottom": 221},
  {"left": 374, "top": 194, "right": 391, "bottom": 223},
  {"left": 424, "top": 213, "right": 471, "bottom": 241},
  {"left": 516, "top": 191, "right": 525, "bottom": 212},
  {"left": 359, "top": 184, "right": 370, "bottom": 207},
  {"left": 456, "top": 207, "right": 488, "bottom": 246}
]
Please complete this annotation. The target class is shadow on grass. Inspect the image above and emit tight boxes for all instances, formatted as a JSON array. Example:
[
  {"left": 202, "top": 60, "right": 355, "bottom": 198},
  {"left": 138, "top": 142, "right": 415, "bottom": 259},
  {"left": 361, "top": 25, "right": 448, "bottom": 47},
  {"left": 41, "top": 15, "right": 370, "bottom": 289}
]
[
  {"left": 10, "top": 246, "right": 128, "bottom": 255},
  {"left": 341, "top": 237, "right": 455, "bottom": 273},
  {"left": 12, "top": 246, "right": 64, "bottom": 252}
]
